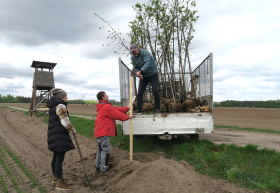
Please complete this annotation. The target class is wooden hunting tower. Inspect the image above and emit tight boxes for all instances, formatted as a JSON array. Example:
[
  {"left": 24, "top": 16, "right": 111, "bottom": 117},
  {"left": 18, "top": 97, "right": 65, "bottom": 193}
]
[{"left": 29, "top": 60, "right": 57, "bottom": 116}]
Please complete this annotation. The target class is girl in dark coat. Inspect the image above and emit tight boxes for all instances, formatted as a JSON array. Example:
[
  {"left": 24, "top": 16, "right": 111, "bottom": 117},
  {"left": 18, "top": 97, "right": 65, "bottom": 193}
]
[{"left": 47, "top": 88, "right": 76, "bottom": 191}]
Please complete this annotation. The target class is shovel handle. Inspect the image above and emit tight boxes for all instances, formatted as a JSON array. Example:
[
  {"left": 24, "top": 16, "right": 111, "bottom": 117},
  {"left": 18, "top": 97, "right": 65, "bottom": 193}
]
[
  {"left": 72, "top": 133, "right": 94, "bottom": 188},
  {"left": 73, "top": 133, "right": 86, "bottom": 172}
]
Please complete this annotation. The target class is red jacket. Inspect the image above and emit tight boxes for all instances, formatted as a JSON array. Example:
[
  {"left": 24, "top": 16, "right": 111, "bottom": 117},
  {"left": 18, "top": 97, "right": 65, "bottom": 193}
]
[{"left": 94, "top": 100, "right": 129, "bottom": 138}]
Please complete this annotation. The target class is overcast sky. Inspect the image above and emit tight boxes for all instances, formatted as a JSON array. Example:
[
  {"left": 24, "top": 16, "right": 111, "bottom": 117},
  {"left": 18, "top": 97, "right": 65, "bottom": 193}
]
[{"left": 0, "top": 0, "right": 279, "bottom": 102}]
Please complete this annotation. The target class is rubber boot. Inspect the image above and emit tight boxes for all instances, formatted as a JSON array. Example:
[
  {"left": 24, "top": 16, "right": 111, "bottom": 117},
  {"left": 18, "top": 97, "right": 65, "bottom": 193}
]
[
  {"left": 52, "top": 173, "right": 57, "bottom": 184},
  {"left": 55, "top": 178, "right": 71, "bottom": 190}
]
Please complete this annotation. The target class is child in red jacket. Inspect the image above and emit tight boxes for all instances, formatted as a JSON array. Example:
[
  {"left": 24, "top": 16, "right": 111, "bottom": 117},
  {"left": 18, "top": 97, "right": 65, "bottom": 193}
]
[{"left": 94, "top": 91, "right": 133, "bottom": 176}]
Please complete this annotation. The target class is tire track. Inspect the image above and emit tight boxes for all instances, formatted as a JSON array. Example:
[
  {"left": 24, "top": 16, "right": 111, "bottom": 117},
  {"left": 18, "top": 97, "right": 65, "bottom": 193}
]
[
  {"left": 0, "top": 144, "right": 15, "bottom": 192},
  {"left": 0, "top": 147, "right": 33, "bottom": 192},
  {"left": 0, "top": 107, "right": 51, "bottom": 191}
]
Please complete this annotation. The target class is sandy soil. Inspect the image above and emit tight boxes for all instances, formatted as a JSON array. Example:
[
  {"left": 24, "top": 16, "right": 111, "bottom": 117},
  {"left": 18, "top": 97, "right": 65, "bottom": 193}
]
[{"left": 0, "top": 106, "right": 257, "bottom": 193}]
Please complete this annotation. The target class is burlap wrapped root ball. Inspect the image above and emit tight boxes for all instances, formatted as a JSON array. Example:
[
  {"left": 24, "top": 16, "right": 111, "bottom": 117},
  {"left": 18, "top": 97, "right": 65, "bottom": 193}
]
[
  {"left": 142, "top": 102, "right": 154, "bottom": 112},
  {"left": 191, "top": 98, "right": 202, "bottom": 106},
  {"left": 181, "top": 100, "right": 197, "bottom": 112},
  {"left": 162, "top": 98, "right": 171, "bottom": 109},
  {"left": 168, "top": 103, "right": 183, "bottom": 113},
  {"left": 160, "top": 103, "right": 166, "bottom": 112}
]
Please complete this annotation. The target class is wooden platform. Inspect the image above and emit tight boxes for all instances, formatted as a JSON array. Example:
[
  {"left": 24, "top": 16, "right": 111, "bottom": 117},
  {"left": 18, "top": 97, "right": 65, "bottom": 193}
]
[{"left": 34, "top": 108, "right": 49, "bottom": 111}]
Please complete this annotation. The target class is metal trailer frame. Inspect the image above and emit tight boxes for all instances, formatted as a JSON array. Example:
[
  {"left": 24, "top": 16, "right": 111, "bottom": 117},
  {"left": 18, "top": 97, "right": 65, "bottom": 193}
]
[{"left": 119, "top": 53, "right": 213, "bottom": 140}]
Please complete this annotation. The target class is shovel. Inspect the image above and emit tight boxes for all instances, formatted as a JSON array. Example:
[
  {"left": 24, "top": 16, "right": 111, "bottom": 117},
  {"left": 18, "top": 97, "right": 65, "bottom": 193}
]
[{"left": 72, "top": 133, "right": 94, "bottom": 189}]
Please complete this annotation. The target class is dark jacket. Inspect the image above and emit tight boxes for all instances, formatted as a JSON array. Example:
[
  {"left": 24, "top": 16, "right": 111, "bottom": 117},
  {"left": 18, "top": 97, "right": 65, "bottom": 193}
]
[
  {"left": 131, "top": 48, "right": 158, "bottom": 77},
  {"left": 94, "top": 100, "right": 129, "bottom": 138},
  {"left": 47, "top": 97, "right": 75, "bottom": 152}
]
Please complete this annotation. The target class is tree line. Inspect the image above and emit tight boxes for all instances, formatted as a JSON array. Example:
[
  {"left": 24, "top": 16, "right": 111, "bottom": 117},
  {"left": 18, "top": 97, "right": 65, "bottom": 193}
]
[
  {"left": 1, "top": 94, "right": 277, "bottom": 108},
  {"left": 0, "top": 94, "right": 120, "bottom": 105},
  {"left": 0, "top": 94, "right": 31, "bottom": 103},
  {"left": 214, "top": 100, "right": 280, "bottom": 108}
]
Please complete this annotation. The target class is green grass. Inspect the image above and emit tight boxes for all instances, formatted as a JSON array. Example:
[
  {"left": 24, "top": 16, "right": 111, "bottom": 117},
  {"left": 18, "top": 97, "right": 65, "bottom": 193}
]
[
  {"left": 70, "top": 113, "right": 97, "bottom": 117},
  {"left": 215, "top": 125, "right": 280, "bottom": 134},
  {"left": 171, "top": 141, "right": 280, "bottom": 191},
  {"left": 70, "top": 116, "right": 95, "bottom": 136}
]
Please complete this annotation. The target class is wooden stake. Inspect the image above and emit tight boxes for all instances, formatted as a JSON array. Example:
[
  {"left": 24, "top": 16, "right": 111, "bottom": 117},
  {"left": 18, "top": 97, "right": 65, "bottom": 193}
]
[{"left": 129, "top": 76, "right": 133, "bottom": 161}]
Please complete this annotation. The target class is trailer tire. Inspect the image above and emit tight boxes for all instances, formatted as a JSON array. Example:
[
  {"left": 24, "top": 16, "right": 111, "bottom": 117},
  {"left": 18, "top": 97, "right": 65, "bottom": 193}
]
[{"left": 190, "top": 134, "right": 199, "bottom": 140}]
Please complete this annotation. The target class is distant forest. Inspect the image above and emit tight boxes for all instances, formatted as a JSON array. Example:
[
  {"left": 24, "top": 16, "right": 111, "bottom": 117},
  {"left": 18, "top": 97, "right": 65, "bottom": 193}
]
[
  {"left": 214, "top": 100, "right": 280, "bottom": 108},
  {"left": 0, "top": 94, "right": 279, "bottom": 108},
  {"left": 0, "top": 94, "right": 121, "bottom": 105}
]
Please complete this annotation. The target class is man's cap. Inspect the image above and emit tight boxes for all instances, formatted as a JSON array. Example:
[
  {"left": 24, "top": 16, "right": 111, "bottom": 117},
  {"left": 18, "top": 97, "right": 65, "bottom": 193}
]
[
  {"left": 130, "top": 44, "right": 138, "bottom": 52},
  {"left": 51, "top": 88, "right": 67, "bottom": 99}
]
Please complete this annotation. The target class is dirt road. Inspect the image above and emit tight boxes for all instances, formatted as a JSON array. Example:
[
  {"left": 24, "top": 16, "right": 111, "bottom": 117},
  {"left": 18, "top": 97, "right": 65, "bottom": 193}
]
[
  {"left": 0, "top": 106, "right": 256, "bottom": 192},
  {"left": 200, "top": 129, "right": 280, "bottom": 152}
]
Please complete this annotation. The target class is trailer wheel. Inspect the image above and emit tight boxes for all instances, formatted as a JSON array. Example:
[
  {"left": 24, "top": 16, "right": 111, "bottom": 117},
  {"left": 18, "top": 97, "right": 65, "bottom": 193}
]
[{"left": 190, "top": 134, "right": 199, "bottom": 140}]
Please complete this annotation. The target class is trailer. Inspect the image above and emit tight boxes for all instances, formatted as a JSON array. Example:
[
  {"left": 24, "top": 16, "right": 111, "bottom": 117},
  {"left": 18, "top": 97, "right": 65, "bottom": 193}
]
[{"left": 119, "top": 53, "right": 213, "bottom": 140}]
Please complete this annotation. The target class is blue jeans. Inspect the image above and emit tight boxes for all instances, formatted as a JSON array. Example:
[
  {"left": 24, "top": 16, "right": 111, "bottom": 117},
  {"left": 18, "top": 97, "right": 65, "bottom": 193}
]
[
  {"left": 95, "top": 136, "right": 111, "bottom": 172},
  {"left": 137, "top": 73, "right": 160, "bottom": 110},
  {"left": 51, "top": 151, "right": 66, "bottom": 179}
]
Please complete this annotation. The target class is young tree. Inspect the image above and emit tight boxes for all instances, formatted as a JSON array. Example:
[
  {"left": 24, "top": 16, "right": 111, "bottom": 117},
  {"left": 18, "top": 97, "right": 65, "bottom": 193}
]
[
  {"left": 95, "top": 0, "right": 199, "bottom": 102},
  {"left": 128, "top": 0, "right": 199, "bottom": 102}
]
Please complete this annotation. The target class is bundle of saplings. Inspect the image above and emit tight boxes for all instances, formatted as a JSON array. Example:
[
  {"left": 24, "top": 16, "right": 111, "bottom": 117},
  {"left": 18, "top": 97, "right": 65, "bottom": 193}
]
[{"left": 133, "top": 98, "right": 210, "bottom": 113}]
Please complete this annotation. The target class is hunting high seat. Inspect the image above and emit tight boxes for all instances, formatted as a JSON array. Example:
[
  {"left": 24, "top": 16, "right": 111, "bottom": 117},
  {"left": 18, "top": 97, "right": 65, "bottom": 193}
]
[{"left": 29, "top": 60, "right": 57, "bottom": 116}]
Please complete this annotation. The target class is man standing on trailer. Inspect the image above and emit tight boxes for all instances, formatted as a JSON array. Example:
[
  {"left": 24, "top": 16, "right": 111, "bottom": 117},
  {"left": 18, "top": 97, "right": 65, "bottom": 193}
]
[
  {"left": 94, "top": 91, "right": 133, "bottom": 176},
  {"left": 130, "top": 44, "right": 161, "bottom": 114}
]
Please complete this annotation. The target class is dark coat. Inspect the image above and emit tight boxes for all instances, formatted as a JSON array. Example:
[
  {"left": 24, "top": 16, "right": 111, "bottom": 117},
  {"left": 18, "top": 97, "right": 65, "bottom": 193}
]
[
  {"left": 131, "top": 48, "right": 158, "bottom": 77},
  {"left": 47, "top": 97, "right": 75, "bottom": 152}
]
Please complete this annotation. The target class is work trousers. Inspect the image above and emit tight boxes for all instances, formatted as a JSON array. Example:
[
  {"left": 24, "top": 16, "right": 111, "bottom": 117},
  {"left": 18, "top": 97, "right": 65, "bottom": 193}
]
[
  {"left": 95, "top": 136, "right": 111, "bottom": 172},
  {"left": 137, "top": 73, "right": 160, "bottom": 110},
  {"left": 51, "top": 151, "right": 66, "bottom": 179}
]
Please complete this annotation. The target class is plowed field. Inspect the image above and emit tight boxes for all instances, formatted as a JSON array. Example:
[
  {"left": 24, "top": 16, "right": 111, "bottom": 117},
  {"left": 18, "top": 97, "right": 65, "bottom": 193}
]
[{"left": 0, "top": 104, "right": 279, "bottom": 192}]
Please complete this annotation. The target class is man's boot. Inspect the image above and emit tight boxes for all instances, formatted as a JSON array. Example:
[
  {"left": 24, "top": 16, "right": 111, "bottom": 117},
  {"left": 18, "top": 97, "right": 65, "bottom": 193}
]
[
  {"left": 100, "top": 169, "right": 114, "bottom": 177},
  {"left": 52, "top": 173, "right": 57, "bottom": 184},
  {"left": 55, "top": 178, "right": 71, "bottom": 190},
  {"left": 134, "top": 109, "right": 142, "bottom": 115}
]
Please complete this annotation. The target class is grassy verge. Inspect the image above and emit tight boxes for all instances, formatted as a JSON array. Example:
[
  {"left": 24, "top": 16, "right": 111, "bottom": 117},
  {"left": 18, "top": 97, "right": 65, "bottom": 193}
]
[
  {"left": 215, "top": 125, "right": 280, "bottom": 134},
  {"left": 70, "top": 116, "right": 94, "bottom": 136},
  {"left": 70, "top": 113, "right": 97, "bottom": 117}
]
